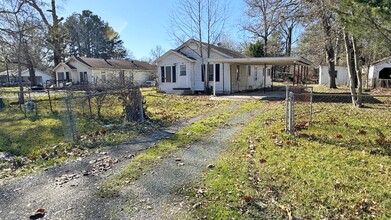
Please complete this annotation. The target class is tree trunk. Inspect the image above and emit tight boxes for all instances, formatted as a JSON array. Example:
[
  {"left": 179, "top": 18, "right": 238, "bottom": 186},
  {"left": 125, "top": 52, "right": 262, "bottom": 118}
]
[
  {"left": 263, "top": 36, "right": 268, "bottom": 57},
  {"left": 352, "top": 35, "right": 363, "bottom": 107},
  {"left": 24, "top": 41, "right": 37, "bottom": 86},
  {"left": 51, "top": 0, "right": 62, "bottom": 66},
  {"left": 286, "top": 26, "right": 292, "bottom": 57},
  {"left": 326, "top": 44, "right": 336, "bottom": 88},
  {"left": 28, "top": 68, "right": 36, "bottom": 86},
  {"left": 343, "top": 29, "right": 358, "bottom": 106},
  {"left": 320, "top": 2, "right": 337, "bottom": 89}
]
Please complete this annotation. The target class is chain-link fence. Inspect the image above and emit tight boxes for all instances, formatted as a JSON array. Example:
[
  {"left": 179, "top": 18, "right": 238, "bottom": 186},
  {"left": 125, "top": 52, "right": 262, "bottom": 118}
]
[
  {"left": 285, "top": 85, "right": 391, "bottom": 134},
  {"left": 0, "top": 87, "right": 144, "bottom": 142}
]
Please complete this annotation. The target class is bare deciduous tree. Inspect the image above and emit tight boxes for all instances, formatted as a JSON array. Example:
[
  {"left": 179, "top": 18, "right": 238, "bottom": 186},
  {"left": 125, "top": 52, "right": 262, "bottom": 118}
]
[
  {"left": 149, "top": 45, "right": 165, "bottom": 63},
  {"left": 169, "top": 0, "right": 227, "bottom": 93},
  {"left": 26, "top": 0, "right": 66, "bottom": 67},
  {"left": 243, "top": 0, "right": 284, "bottom": 56},
  {"left": 301, "top": 0, "right": 338, "bottom": 88}
]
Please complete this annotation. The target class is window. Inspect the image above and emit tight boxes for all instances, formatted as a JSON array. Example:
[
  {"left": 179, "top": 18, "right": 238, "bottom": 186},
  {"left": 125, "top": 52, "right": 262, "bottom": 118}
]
[
  {"left": 119, "top": 70, "right": 125, "bottom": 82},
  {"left": 203, "top": 64, "right": 220, "bottom": 82},
  {"left": 57, "top": 72, "right": 64, "bottom": 81},
  {"left": 236, "top": 65, "right": 240, "bottom": 81},
  {"left": 65, "top": 72, "right": 70, "bottom": 81},
  {"left": 201, "top": 64, "right": 205, "bottom": 82},
  {"left": 267, "top": 69, "right": 271, "bottom": 77},
  {"left": 161, "top": 65, "right": 176, "bottom": 83},
  {"left": 166, "top": 66, "right": 172, "bottom": 82},
  {"left": 208, "top": 64, "right": 214, "bottom": 81},
  {"left": 180, "top": 65, "right": 186, "bottom": 76},
  {"left": 80, "top": 72, "right": 88, "bottom": 83},
  {"left": 172, "top": 66, "right": 176, "bottom": 82},
  {"left": 102, "top": 74, "right": 106, "bottom": 82},
  {"left": 335, "top": 70, "right": 338, "bottom": 78},
  {"left": 248, "top": 66, "right": 251, "bottom": 76},
  {"left": 215, "top": 64, "right": 220, "bottom": 82},
  {"left": 161, "top": 66, "right": 165, "bottom": 82},
  {"left": 255, "top": 67, "right": 258, "bottom": 81}
]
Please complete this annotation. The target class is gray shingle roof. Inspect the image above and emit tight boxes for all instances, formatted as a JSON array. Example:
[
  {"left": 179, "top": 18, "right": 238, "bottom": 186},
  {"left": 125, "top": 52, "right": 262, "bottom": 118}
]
[
  {"left": 75, "top": 57, "right": 156, "bottom": 70},
  {"left": 207, "top": 43, "right": 248, "bottom": 58},
  {"left": 177, "top": 39, "right": 248, "bottom": 59}
]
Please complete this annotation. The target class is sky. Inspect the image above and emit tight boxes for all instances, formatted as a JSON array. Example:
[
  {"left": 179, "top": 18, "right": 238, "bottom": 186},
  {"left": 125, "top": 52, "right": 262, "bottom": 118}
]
[{"left": 57, "top": 0, "right": 247, "bottom": 60}]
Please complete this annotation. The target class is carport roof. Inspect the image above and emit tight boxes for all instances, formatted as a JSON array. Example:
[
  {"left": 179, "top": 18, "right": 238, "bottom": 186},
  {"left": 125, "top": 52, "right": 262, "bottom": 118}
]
[{"left": 208, "top": 56, "right": 313, "bottom": 66}]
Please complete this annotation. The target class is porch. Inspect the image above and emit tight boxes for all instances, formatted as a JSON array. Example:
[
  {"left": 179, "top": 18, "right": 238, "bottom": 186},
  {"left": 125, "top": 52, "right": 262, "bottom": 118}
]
[{"left": 208, "top": 56, "right": 313, "bottom": 96}]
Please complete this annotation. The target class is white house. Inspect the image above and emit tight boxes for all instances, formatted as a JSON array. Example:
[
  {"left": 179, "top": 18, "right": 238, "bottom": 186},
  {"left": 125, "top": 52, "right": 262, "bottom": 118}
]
[
  {"left": 368, "top": 56, "right": 391, "bottom": 88},
  {"left": 156, "top": 39, "right": 312, "bottom": 95},
  {"left": 0, "top": 69, "right": 52, "bottom": 86},
  {"left": 318, "top": 65, "right": 349, "bottom": 86},
  {"left": 53, "top": 57, "right": 156, "bottom": 87}
]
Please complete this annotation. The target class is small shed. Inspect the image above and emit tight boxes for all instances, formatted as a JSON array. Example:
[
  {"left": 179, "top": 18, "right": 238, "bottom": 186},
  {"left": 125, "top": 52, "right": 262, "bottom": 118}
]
[
  {"left": 368, "top": 56, "right": 391, "bottom": 88},
  {"left": 318, "top": 65, "right": 349, "bottom": 86}
]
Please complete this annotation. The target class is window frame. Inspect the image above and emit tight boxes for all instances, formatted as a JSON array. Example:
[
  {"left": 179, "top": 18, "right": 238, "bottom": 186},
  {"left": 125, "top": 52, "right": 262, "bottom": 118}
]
[
  {"left": 202, "top": 63, "right": 220, "bottom": 82},
  {"left": 57, "top": 72, "right": 64, "bottom": 81},
  {"left": 179, "top": 65, "right": 186, "bottom": 76},
  {"left": 161, "top": 65, "right": 177, "bottom": 83}
]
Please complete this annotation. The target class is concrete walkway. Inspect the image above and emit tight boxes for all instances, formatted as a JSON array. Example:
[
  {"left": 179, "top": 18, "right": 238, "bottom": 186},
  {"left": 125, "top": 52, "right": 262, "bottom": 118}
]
[{"left": 210, "top": 90, "right": 286, "bottom": 101}]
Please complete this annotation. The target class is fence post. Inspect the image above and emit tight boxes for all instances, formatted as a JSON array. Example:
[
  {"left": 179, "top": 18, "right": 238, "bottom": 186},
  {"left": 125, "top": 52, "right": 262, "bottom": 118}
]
[
  {"left": 137, "top": 88, "right": 145, "bottom": 123},
  {"left": 65, "top": 93, "right": 77, "bottom": 142},
  {"left": 309, "top": 90, "right": 313, "bottom": 124},
  {"left": 47, "top": 90, "right": 53, "bottom": 113},
  {"left": 288, "top": 91, "right": 295, "bottom": 135},
  {"left": 285, "top": 85, "right": 289, "bottom": 132},
  {"left": 87, "top": 92, "right": 93, "bottom": 118}
]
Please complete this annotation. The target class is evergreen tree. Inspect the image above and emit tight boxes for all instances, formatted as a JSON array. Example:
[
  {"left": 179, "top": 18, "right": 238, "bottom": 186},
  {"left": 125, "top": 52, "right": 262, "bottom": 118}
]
[{"left": 64, "top": 10, "right": 127, "bottom": 59}]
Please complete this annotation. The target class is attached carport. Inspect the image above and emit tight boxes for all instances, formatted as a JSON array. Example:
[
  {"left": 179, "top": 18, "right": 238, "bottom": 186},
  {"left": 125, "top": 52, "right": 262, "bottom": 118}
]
[{"left": 208, "top": 56, "right": 313, "bottom": 96}]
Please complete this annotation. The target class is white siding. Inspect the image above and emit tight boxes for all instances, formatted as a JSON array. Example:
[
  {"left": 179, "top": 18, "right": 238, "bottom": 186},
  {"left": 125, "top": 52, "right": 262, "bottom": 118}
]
[
  {"left": 368, "top": 58, "right": 391, "bottom": 87},
  {"left": 319, "top": 66, "right": 349, "bottom": 86},
  {"left": 91, "top": 69, "right": 153, "bottom": 86},
  {"left": 157, "top": 53, "right": 194, "bottom": 94},
  {"left": 68, "top": 59, "right": 92, "bottom": 83},
  {"left": 20, "top": 69, "right": 52, "bottom": 85},
  {"left": 179, "top": 42, "right": 231, "bottom": 93}
]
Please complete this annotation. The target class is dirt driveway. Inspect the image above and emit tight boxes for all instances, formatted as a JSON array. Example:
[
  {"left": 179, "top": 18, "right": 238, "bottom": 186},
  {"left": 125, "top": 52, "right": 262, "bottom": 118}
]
[{"left": 0, "top": 102, "right": 268, "bottom": 219}]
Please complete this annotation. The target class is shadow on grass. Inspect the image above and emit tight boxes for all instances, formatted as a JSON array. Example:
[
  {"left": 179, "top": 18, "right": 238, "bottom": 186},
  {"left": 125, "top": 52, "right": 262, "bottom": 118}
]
[
  {"left": 296, "top": 128, "right": 391, "bottom": 157},
  {"left": 296, "top": 93, "right": 383, "bottom": 104}
]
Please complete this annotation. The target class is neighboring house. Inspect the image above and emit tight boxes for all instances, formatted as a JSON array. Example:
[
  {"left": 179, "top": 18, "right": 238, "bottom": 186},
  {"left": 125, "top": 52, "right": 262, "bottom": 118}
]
[
  {"left": 156, "top": 39, "right": 312, "bottom": 94},
  {"left": 53, "top": 57, "right": 156, "bottom": 87},
  {"left": 0, "top": 69, "right": 52, "bottom": 86},
  {"left": 318, "top": 65, "right": 349, "bottom": 86},
  {"left": 368, "top": 56, "right": 391, "bottom": 88}
]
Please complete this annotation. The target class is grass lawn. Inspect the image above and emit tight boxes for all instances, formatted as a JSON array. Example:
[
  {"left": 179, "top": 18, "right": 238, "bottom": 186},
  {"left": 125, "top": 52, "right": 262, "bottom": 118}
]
[
  {"left": 98, "top": 101, "right": 263, "bottom": 198},
  {"left": 187, "top": 100, "right": 391, "bottom": 219},
  {"left": 0, "top": 88, "right": 228, "bottom": 177}
]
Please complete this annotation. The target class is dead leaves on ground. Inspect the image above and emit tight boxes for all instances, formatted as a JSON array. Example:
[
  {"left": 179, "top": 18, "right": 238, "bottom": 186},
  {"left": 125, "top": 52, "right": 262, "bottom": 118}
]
[
  {"left": 29, "top": 208, "right": 45, "bottom": 219},
  {"left": 294, "top": 121, "right": 309, "bottom": 131},
  {"left": 55, "top": 154, "right": 122, "bottom": 186}
]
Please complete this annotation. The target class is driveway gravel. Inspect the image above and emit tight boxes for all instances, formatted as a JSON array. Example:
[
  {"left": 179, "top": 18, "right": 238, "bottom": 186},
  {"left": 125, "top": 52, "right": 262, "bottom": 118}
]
[{"left": 0, "top": 102, "right": 266, "bottom": 219}]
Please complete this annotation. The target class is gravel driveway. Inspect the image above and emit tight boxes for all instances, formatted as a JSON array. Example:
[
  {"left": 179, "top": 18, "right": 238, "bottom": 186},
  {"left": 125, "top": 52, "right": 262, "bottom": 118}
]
[{"left": 0, "top": 102, "right": 265, "bottom": 219}]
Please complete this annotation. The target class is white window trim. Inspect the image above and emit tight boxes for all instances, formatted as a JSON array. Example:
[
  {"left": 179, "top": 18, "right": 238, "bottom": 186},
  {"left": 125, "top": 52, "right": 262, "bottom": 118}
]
[
  {"left": 161, "top": 65, "right": 176, "bottom": 83},
  {"left": 180, "top": 64, "right": 186, "bottom": 76}
]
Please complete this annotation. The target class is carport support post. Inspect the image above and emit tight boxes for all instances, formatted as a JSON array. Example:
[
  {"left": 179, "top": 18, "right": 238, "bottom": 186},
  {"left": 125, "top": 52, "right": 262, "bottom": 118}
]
[
  {"left": 293, "top": 63, "right": 296, "bottom": 86},
  {"left": 213, "top": 63, "right": 216, "bottom": 96}
]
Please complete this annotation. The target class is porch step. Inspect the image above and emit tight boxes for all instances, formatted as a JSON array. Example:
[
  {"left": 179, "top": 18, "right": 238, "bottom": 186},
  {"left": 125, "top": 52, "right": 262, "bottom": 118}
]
[{"left": 173, "top": 88, "right": 193, "bottom": 95}]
